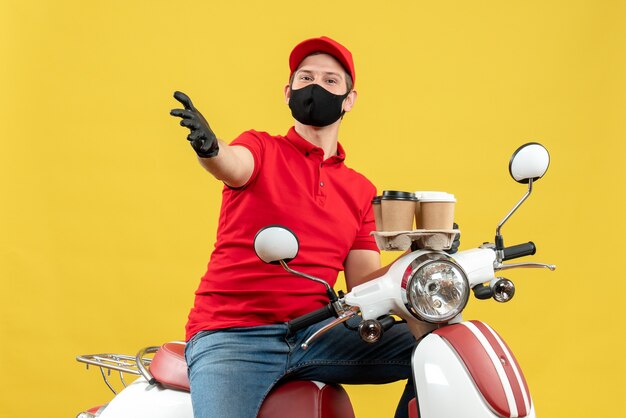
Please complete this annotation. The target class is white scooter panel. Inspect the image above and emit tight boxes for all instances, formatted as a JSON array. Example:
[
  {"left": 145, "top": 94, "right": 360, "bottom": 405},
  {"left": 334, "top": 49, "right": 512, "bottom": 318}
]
[
  {"left": 412, "top": 320, "right": 535, "bottom": 418},
  {"left": 98, "top": 377, "right": 193, "bottom": 418}
]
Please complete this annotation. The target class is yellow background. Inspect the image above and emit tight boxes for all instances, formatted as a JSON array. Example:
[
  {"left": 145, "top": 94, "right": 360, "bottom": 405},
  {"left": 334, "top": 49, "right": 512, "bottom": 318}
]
[{"left": 1, "top": 0, "right": 624, "bottom": 417}]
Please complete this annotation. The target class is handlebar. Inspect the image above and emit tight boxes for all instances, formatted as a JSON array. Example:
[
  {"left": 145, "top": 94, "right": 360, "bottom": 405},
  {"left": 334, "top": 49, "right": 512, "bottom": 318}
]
[
  {"left": 502, "top": 242, "right": 536, "bottom": 261},
  {"left": 287, "top": 304, "right": 335, "bottom": 335}
]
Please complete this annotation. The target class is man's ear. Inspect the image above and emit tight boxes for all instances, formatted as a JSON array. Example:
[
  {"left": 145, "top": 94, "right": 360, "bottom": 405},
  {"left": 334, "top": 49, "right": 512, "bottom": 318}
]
[
  {"left": 343, "top": 90, "right": 358, "bottom": 112},
  {"left": 284, "top": 84, "right": 291, "bottom": 104}
]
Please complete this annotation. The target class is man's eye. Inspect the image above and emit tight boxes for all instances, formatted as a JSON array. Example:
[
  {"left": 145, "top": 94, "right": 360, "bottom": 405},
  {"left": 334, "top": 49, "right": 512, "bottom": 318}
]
[
  {"left": 300, "top": 75, "right": 313, "bottom": 81},
  {"left": 326, "top": 79, "right": 337, "bottom": 84}
]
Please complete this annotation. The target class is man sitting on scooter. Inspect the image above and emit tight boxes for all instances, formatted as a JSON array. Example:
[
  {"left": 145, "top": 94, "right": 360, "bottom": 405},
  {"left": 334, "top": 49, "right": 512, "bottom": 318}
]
[{"left": 170, "top": 36, "right": 432, "bottom": 418}]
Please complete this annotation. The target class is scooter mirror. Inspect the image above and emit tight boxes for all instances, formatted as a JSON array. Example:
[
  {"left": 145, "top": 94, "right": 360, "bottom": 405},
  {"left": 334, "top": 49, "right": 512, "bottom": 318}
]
[
  {"left": 254, "top": 226, "right": 299, "bottom": 264},
  {"left": 509, "top": 143, "right": 550, "bottom": 184}
]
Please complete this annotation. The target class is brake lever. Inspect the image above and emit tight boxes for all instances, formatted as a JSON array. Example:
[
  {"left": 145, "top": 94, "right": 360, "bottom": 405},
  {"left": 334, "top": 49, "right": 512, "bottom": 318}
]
[
  {"left": 301, "top": 306, "right": 360, "bottom": 350},
  {"left": 495, "top": 262, "right": 556, "bottom": 271}
]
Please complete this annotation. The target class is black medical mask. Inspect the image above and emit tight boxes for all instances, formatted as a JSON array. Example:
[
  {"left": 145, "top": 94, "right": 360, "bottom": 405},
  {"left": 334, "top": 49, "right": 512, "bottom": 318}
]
[{"left": 288, "top": 84, "right": 350, "bottom": 127}]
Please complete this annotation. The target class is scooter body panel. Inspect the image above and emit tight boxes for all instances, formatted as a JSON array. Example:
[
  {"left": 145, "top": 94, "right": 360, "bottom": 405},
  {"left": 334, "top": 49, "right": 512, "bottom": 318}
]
[
  {"left": 346, "top": 248, "right": 499, "bottom": 323},
  {"left": 412, "top": 321, "right": 534, "bottom": 418},
  {"left": 98, "top": 377, "right": 193, "bottom": 418}
]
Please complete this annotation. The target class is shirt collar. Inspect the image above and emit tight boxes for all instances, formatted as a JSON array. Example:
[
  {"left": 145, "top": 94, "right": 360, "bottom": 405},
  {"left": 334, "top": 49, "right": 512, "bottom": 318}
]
[{"left": 285, "top": 127, "right": 346, "bottom": 163}]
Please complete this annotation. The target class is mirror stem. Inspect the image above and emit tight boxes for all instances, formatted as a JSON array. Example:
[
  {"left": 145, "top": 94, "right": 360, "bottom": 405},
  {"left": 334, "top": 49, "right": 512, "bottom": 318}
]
[
  {"left": 279, "top": 260, "right": 338, "bottom": 302},
  {"left": 495, "top": 178, "right": 534, "bottom": 253}
]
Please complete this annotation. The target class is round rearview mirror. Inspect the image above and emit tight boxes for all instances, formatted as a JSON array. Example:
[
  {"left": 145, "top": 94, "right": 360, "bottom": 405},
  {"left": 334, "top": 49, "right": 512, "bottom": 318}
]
[
  {"left": 254, "top": 226, "right": 299, "bottom": 264},
  {"left": 509, "top": 142, "right": 550, "bottom": 184}
]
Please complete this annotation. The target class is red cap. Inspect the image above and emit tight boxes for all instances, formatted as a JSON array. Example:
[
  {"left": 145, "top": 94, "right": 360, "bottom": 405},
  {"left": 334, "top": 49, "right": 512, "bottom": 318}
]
[{"left": 289, "top": 36, "right": 356, "bottom": 87}]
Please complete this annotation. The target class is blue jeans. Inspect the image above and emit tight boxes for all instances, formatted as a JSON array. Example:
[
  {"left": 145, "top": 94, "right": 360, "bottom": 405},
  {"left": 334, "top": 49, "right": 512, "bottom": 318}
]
[{"left": 185, "top": 318, "right": 416, "bottom": 418}]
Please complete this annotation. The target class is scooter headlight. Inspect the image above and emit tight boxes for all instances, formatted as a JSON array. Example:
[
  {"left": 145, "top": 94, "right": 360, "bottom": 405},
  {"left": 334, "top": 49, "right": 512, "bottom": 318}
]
[{"left": 402, "top": 254, "right": 469, "bottom": 323}]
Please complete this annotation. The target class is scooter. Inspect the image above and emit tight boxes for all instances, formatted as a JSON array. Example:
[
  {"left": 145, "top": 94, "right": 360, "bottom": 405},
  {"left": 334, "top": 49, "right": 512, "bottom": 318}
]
[{"left": 77, "top": 142, "right": 555, "bottom": 418}]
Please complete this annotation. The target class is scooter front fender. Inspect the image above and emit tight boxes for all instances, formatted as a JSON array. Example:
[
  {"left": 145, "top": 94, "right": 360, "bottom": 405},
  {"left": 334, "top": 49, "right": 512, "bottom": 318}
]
[
  {"left": 412, "top": 320, "right": 535, "bottom": 418},
  {"left": 98, "top": 377, "right": 193, "bottom": 418}
]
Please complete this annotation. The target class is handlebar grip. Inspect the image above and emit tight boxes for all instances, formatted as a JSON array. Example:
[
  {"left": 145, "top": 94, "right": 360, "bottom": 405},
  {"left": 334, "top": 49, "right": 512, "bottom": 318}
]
[
  {"left": 287, "top": 305, "right": 335, "bottom": 335},
  {"left": 502, "top": 242, "right": 536, "bottom": 261}
]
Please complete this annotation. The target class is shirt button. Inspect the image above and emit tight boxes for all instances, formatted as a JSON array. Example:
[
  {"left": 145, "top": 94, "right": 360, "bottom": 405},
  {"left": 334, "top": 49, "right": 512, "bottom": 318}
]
[{"left": 320, "top": 181, "right": 325, "bottom": 187}]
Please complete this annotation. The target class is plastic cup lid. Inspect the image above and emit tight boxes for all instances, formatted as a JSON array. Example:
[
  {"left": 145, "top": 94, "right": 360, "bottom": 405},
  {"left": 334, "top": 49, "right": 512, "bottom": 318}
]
[
  {"left": 381, "top": 190, "right": 417, "bottom": 201},
  {"left": 416, "top": 191, "right": 456, "bottom": 203}
]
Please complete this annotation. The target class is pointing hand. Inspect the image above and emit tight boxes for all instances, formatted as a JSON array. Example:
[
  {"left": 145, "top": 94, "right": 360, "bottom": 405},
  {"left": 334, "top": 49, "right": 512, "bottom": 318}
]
[{"left": 170, "top": 91, "right": 219, "bottom": 158}]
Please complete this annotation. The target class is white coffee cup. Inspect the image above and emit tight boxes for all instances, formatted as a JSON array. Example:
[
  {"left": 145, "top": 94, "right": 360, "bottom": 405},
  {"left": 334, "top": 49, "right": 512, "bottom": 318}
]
[{"left": 416, "top": 191, "right": 456, "bottom": 230}]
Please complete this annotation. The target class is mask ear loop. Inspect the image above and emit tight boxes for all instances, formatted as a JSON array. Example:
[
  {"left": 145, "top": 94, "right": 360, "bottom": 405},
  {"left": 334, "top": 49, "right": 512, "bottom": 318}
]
[{"left": 339, "top": 90, "right": 352, "bottom": 120}]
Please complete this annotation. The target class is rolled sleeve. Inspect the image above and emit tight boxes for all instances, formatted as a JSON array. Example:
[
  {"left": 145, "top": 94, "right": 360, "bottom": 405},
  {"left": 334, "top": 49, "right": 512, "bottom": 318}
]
[{"left": 351, "top": 199, "right": 380, "bottom": 253}]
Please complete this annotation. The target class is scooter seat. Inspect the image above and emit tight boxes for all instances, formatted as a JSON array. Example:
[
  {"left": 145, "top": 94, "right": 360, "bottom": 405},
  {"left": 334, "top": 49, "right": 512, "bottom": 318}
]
[
  {"left": 149, "top": 341, "right": 190, "bottom": 391},
  {"left": 408, "top": 398, "right": 418, "bottom": 418},
  {"left": 258, "top": 380, "right": 355, "bottom": 418},
  {"left": 149, "top": 342, "right": 355, "bottom": 418}
]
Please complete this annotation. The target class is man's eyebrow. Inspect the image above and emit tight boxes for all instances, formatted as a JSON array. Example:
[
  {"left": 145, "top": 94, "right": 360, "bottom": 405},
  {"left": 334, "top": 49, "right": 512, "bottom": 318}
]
[{"left": 296, "top": 69, "right": 344, "bottom": 78}]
